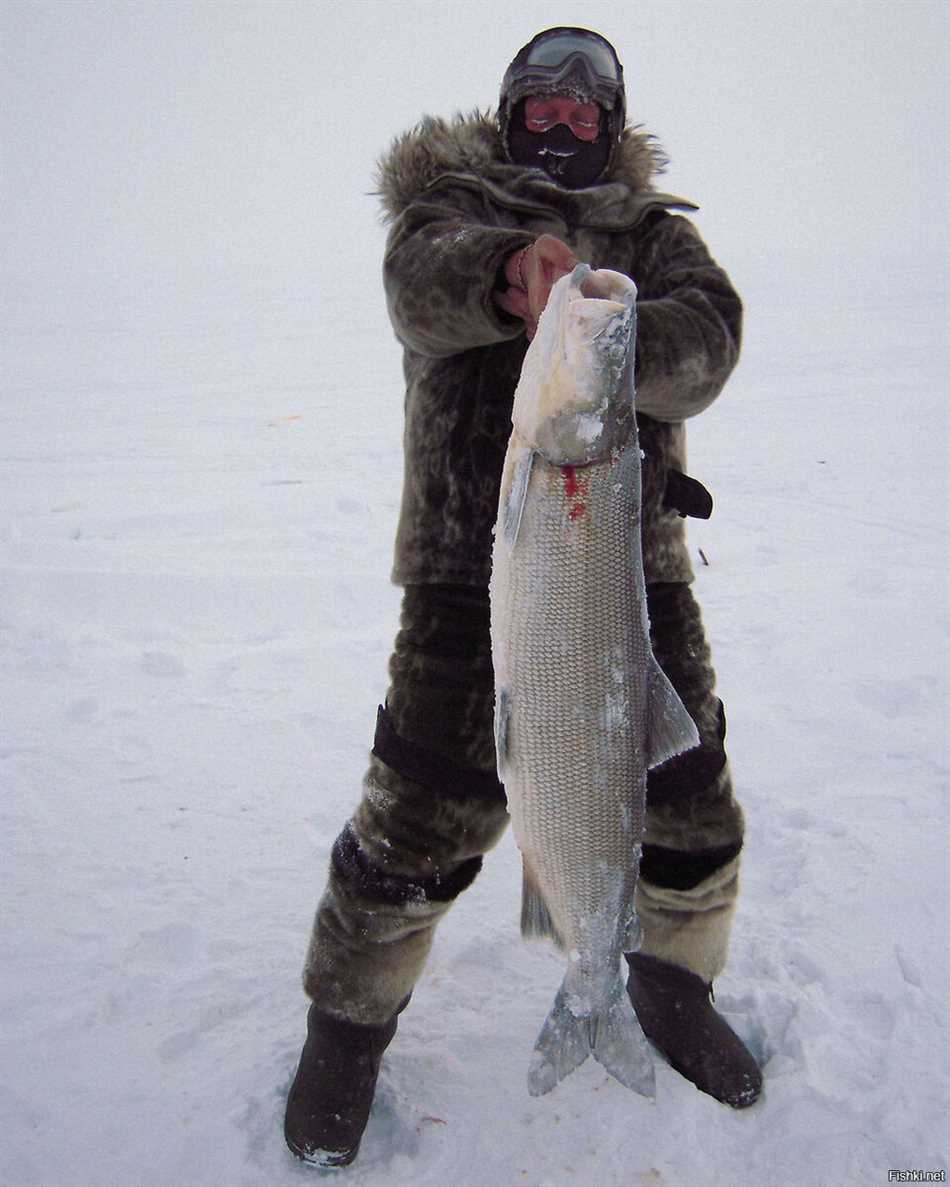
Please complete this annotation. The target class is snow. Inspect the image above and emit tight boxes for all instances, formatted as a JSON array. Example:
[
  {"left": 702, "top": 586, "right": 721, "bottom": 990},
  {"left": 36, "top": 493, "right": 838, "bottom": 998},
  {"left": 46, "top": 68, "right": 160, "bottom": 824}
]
[{"left": 3, "top": 2, "right": 949, "bottom": 1185}]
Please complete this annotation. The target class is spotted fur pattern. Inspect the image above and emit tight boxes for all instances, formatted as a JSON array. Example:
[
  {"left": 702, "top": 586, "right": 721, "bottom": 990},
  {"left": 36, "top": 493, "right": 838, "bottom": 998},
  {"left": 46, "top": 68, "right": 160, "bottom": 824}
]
[{"left": 376, "top": 111, "right": 742, "bottom": 587}]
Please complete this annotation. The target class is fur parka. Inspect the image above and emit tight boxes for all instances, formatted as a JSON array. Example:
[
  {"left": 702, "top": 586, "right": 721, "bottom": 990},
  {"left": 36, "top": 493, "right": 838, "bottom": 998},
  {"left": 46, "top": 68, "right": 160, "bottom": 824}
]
[{"left": 376, "top": 111, "right": 741, "bottom": 587}]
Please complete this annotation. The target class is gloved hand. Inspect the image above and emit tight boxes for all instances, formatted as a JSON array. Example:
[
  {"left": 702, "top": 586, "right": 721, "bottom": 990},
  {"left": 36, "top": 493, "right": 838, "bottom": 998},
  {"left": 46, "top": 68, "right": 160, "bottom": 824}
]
[{"left": 494, "top": 234, "right": 579, "bottom": 340}]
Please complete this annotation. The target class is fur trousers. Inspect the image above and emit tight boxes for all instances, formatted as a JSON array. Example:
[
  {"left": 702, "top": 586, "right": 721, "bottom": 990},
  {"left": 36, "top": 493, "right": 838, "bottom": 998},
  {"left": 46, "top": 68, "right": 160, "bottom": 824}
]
[{"left": 303, "top": 582, "right": 745, "bottom": 1025}]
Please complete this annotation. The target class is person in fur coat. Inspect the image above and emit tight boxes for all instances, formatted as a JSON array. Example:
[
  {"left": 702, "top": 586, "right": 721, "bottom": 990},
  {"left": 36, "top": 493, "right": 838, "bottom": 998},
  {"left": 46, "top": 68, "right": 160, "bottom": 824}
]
[{"left": 285, "top": 26, "right": 761, "bottom": 1169}]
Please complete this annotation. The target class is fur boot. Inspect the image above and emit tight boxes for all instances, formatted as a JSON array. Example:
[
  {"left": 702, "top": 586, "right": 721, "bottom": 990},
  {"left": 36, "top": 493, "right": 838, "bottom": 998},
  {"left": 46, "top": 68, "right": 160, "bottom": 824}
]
[
  {"left": 626, "top": 953, "right": 761, "bottom": 1108},
  {"left": 284, "top": 1001, "right": 404, "bottom": 1168}
]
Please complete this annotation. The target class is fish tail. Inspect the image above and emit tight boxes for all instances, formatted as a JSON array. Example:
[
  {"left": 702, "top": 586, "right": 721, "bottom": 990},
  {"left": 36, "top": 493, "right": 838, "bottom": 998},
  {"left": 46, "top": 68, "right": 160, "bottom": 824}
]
[
  {"left": 527, "top": 982, "right": 592, "bottom": 1096},
  {"left": 589, "top": 979, "right": 655, "bottom": 1096},
  {"left": 527, "top": 974, "right": 655, "bottom": 1098}
]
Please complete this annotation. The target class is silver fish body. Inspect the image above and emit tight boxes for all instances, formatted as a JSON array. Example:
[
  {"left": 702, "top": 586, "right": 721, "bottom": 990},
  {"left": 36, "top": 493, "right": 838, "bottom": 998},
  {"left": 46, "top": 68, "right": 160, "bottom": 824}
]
[{"left": 489, "top": 264, "right": 700, "bottom": 1096}]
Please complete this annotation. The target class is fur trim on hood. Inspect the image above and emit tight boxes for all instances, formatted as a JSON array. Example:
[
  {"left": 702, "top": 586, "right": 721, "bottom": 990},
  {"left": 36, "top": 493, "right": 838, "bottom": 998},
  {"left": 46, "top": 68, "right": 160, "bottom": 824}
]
[{"left": 375, "top": 109, "right": 667, "bottom": 223}]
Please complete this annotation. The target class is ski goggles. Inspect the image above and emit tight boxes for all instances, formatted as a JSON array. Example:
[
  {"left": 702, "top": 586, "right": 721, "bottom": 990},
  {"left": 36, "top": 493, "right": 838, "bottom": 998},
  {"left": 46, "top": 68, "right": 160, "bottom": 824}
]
[{"left": 508, "top": 30, "right": 624, "bottom": 109}]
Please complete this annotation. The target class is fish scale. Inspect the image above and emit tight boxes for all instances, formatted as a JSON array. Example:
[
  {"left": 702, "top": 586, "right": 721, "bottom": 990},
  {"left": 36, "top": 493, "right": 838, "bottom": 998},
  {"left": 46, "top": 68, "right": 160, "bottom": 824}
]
[{"left": 498, "top": 446, "right": 645, "bottom": 943}]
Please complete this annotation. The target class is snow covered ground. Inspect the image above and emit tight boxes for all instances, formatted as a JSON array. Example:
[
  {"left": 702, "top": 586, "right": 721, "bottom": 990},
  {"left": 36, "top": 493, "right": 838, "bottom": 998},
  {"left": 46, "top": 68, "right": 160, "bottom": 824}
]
[{"left": 3, "top": 3, "right": 948, "bottom": 1185}]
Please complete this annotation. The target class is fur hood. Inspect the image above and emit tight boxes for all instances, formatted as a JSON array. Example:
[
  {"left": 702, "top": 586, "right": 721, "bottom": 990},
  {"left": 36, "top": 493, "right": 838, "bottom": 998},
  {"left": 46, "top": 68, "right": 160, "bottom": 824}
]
[{"left": 376, "top": 109, "right": 670, "bottom": 224}]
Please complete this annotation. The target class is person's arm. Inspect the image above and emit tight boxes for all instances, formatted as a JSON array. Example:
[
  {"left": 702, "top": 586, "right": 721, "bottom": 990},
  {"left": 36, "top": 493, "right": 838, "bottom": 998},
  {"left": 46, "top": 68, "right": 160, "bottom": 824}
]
[
  {"left": 383, "top": 182, "right": 535, "bottom": 358},
  {"left": 633, "top": 212, "right": 742, "bottom": 421}
]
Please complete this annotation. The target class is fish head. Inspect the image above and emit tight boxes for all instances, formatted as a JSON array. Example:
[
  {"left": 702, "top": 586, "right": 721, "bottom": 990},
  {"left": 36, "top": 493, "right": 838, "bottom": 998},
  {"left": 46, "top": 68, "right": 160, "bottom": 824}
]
[{"left": 513, "top": 264, "right": 638, "bottom": 465}]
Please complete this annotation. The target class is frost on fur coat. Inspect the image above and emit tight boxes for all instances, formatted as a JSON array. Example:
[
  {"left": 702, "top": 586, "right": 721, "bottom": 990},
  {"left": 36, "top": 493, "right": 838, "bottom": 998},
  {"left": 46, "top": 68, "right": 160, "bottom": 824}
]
[{"left": 375, "top": 110, "right": 742, "bottom": 588}]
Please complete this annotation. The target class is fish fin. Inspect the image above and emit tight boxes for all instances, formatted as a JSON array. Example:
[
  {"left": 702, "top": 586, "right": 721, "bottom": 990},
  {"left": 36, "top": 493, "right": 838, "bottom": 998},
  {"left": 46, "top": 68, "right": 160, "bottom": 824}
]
[
  {"left": 520, "top": 859, "right": 564, "bottom": 947},
  {"left": 645, "top": 655, "right": 701, "bottom": 770},
  {"left": 528, "top": 975, "right": 655, "bottom": 1098},
  {"left": 502, "top": 447, "right": 534, "bottom": 548},
  {"left": 527, "top": 982, "right": 592, "bottom": 1096},
  {"left": 621, "top": 906, "right": 642, "bottom": 954},
  {"left": 494, "top": 686, "right": 511, "bottom": 779},
  {"left": 589, "top": 977, "right": 656, "bottom": 1097}
]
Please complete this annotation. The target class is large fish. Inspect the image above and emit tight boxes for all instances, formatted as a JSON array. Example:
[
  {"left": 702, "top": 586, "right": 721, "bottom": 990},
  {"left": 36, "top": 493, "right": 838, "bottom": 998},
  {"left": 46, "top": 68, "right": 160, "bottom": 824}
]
[{"left": 489, "top": 263, "right": 700, "bottom": 1097}]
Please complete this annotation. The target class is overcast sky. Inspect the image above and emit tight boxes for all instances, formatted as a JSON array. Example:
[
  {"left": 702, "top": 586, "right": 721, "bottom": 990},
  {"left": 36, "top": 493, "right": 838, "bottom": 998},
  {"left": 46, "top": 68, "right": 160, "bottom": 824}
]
[{"left": 3, "top": 0, "right": 948, "bottom": 307}]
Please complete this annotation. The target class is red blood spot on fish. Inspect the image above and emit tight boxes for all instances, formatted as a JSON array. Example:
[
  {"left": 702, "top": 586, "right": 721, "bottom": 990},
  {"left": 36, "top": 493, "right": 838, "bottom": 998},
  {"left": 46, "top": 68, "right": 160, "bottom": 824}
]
[
  {"left": 562, "top": 465, "right": 589, "bottom": 522},
  {"left": 562, "top": 465, "right": 589, "bottom": 498}
]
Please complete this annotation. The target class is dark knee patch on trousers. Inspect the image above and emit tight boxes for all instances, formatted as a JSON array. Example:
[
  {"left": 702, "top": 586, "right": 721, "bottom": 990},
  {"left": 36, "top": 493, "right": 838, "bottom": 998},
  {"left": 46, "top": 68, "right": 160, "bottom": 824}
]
[
  {"left": 386, "top": 584, "right": 498, "bottom": 773},
  {"left": 647, "top": 699, "right": 727, "bottom": 807},
  {"left": 372, "top": 703, "right": 507, "bottom": 805},
  {"left": 640, "top": 838, "right": 742, "bottom": 891},
  {"left": 332, "top": 822, "right": 482, "bottom": 906}
]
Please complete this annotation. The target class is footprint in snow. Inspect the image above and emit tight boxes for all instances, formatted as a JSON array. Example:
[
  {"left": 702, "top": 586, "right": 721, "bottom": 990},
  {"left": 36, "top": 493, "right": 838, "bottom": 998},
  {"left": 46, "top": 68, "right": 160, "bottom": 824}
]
[
  {"left": 852, "top": 676, "right": 930, "bottom": 720},
  {"left": 845, "top": 990, "right": 897, "bottom": 1041},
  {"left": 65, "top": 696, "right": 99, "bottom": 723},
  {"left": 133, "top": 921, "right": 199, "bottom": 967},
  {"left": 894, "top": 944, "right": 924, "bottom": 989},
  {"left": 140, "top": 650, "right": 187, "bottom": 678}
]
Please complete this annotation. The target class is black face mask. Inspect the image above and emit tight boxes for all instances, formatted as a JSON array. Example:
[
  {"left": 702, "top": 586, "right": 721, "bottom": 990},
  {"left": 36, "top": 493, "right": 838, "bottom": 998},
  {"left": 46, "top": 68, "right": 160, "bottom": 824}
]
[{"left": 506, "top": 100, "right": 611, "bottom": 189}]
